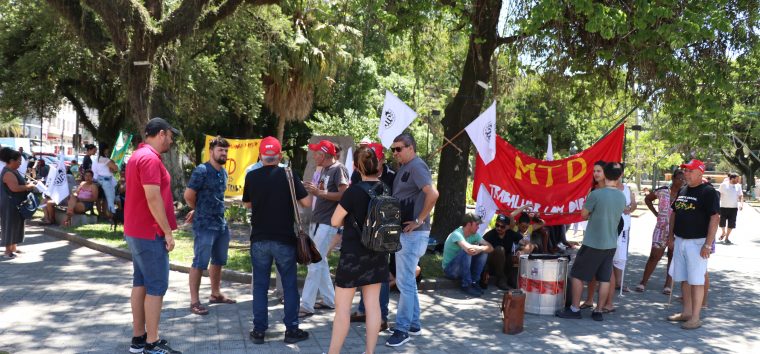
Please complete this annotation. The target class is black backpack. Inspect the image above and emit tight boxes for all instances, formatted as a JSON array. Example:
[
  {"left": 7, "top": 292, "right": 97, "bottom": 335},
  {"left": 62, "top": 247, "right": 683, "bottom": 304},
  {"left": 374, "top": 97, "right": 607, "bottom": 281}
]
[{"left": 351, "top": 181, "right": 403, "bottom": 252}]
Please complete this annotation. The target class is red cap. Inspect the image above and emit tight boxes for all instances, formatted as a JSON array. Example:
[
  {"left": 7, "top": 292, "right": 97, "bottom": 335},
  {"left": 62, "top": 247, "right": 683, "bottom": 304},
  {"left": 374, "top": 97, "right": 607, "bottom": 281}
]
[
  {"left": 680, "top": 159, "right": 705, "bottom": 173},
  {"left": 259, "top": 136, "right": 281, "bottom": 157},
  {"left": 308, "top": 140, "right": 337, "bottom": 156},
  {"left": 368, "top": 142, "right": 384, "bottom": 161}
]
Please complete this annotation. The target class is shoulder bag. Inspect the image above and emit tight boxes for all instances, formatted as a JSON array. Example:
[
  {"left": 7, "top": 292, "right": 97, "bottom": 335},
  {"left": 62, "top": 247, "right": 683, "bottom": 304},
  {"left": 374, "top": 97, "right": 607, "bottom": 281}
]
[{"left": 285, "top": 167, "right": 322, "bottom": 265}]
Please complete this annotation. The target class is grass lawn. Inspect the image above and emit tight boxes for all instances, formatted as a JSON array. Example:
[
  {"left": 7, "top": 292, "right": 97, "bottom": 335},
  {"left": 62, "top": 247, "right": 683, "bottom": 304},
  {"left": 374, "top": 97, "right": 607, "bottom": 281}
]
[{"left": 65, "top": 223, "right": 445, "bottom": 279}]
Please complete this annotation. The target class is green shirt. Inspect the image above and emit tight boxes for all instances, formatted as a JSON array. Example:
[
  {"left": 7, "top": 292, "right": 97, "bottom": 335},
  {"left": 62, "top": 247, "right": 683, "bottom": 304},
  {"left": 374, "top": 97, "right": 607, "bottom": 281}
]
[
  {"left": 583, "top": 187, "right": 626, "bottom": 249},
  {"left": 442, "top": 226, "right": 483, "bottom": 268}
]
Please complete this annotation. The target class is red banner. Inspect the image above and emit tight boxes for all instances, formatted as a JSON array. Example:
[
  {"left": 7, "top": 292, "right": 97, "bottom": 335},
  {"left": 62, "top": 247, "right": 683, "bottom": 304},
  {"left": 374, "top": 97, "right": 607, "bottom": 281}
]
[{"left": 473, "top": 125, "right": 625, "bottom": 225}]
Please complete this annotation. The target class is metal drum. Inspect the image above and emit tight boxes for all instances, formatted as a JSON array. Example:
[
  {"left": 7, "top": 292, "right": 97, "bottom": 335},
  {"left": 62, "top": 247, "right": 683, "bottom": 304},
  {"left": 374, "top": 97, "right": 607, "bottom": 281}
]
[{"left": 518, "top": 254, "right": 569, "bottom": 315}]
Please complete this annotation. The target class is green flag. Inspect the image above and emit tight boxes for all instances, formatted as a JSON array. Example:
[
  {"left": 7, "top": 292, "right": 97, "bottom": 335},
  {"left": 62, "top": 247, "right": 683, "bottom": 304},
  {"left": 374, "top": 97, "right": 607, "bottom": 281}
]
[{"left": 110, "top": 131, "right": 133, "bottom": 168}]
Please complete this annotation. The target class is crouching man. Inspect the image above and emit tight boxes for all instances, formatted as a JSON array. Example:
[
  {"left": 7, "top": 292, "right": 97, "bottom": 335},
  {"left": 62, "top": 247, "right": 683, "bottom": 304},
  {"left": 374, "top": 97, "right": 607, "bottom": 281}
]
[{"left": 441, "top": 212, "right": 493, "bottom": 297}]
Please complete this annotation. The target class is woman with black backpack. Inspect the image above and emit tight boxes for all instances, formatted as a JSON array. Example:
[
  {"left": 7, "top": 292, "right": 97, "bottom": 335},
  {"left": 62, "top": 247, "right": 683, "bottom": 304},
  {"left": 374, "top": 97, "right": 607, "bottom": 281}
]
[{"left": 327, "top": 146, "right": 390, "bottom": 354}]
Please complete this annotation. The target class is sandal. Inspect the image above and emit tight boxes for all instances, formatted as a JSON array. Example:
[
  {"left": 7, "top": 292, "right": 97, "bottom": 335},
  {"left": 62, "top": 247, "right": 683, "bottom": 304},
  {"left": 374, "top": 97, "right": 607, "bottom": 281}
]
[
  {"left": 579, "top": 303, "right": 594, "bottom": 310},
  {"left": 602, "top": 308, "right": 616, "bottom": 314},
  {"left": 634, "top": 284, "right": 646, "bottom": 293},
  {"left": 662, "top": 287, "right": 672, "bottom": 295},
  {"left": 350, "top": 312, "right": 366, "bottom": 323},
  {"left": 3, "top": 253, "right": 16, "bottom": 259},
  {"left": 621, "top": 286, "right": 631, "bottom": 293},
  {"left": 314, "top": 302, "right": 334, "bottom": 310},
  {"left": 298, "top": 309, "right": 314, "bottom": 318},
  {"left": 190, "top": 302, "right": 209, "bottom": 315},
  {"left": 63, "top": 215, "right": 73, "bottom": 227},
  {"left": 667, "top": 313, "right": 690, "bottom": 322},
  {"left": 209, "top": 294, "right": 237, "bottom": 304}
]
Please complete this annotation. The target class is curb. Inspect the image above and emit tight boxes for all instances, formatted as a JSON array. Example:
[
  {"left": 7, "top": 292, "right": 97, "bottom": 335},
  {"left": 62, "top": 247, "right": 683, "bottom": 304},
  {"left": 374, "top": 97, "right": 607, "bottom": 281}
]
[
  {"left": 43, "top": 226, "right": 252, "bottom": 284},
  {"left": 42, "top": 226, "right": 458, "bottom": 291}
]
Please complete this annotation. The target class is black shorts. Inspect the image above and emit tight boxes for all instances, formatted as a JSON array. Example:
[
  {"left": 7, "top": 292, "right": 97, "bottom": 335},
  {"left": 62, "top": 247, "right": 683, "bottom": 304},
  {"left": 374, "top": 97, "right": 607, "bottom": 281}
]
[
  {"left": 719, "top": 208, "right": 738, "bottom": 228},
  {"left": 570, "top": 245, "right": 616, "bottom": 282}
]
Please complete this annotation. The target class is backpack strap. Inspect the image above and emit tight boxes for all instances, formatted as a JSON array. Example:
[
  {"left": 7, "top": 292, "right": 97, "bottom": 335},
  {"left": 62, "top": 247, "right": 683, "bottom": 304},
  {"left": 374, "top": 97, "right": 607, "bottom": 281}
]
[{"left": 349, "top": 181, "right": 386, "bottom": 233}]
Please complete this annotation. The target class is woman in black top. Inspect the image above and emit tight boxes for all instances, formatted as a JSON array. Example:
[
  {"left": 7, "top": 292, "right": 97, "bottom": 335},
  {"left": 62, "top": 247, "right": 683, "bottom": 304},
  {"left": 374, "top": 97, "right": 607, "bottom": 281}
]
[
  {"left": 328, "top": 146, "right": 389, "bottom": 354},
  {"left": 1, "top": 148, "right": 36, "bottom": 258}
]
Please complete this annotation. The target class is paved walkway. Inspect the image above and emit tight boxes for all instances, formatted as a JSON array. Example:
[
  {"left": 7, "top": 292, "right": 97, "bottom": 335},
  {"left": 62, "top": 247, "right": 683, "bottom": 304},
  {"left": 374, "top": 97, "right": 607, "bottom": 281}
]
[{"left": 2, "top": 207, "right": 760, "bottom": 353}]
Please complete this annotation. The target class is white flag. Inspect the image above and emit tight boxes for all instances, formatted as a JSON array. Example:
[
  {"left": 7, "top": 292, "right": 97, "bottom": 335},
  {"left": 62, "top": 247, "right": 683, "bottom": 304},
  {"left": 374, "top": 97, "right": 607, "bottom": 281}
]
[
  {"left": 546, "top": 134, "right": 554, "bottom": 161},
  {"left": 465, "top": 101, "right": 497, "bottom": 164},
  {"left": 475, "top": 183, "right": 499, "bottom": 235},
  {"left": 45, "top": 153, "right": 70, "bottom": 204},
  {"left": 344, "top": 147, "right": 354, "bottom": 183},
  {"left": 377, "top": 90, "right": 418, "bottom": 148}
]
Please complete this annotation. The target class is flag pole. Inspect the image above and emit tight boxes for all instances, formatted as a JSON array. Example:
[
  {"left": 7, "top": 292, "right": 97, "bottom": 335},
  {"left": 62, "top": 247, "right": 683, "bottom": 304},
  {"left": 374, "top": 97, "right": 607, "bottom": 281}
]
[
  {"left": 593, "top": 105, "right": 639, "bottom": 145},
  {"left": 428, "top": 128, "right": 465, "bottom": 159}
]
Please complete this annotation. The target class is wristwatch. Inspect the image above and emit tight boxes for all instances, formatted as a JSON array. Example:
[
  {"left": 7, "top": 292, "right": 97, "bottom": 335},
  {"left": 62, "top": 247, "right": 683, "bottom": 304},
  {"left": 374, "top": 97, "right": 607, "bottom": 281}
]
[
  {"left": 415, "top": 218, "right": 420, "bottom": 225},
  {"left": 702, "top": 244, "right": 711, "bottom": 250}
]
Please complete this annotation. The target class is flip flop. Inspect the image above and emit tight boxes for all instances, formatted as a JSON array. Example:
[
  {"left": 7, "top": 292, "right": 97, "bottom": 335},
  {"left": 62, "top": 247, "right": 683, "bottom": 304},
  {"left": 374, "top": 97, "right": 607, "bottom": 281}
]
[
  {"left": 314, "top": 302, "right": 334, "bottom": 310},
  {"left": 579, "top": 303, "right": 594, "bottom": 310},
  {"left": 621, "top": 286, "right": 631, "bottom": 293},
  {"left": 602, "top": 308, "right": 616, "bottom": 314},
  {"left": 209, "top": 294, "right": 237, "bottom": 304},
  {"left": 634, "top": 284, "right": 646, "bottom": 293},
  {"left": 298, "top": 309, "right": 314, "bottom": 318},
  {"left": 662, "top": 287, "right": 672, "bottom": 295},
  {"left": 667, "top": 313, "right": 690, "bottom": 322},
  {"left": 190, "top": 302, "right": 209, "bottom": 315}
]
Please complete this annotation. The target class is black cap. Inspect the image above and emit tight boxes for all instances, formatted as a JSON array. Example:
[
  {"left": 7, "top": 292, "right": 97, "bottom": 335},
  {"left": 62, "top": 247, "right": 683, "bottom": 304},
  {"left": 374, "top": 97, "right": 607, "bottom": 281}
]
[
  {"left": 145, "top": 117, "right": 180, "bottom": 137},
  {"left": 495, "top": 214, "right": 510, "bottom": 224}
]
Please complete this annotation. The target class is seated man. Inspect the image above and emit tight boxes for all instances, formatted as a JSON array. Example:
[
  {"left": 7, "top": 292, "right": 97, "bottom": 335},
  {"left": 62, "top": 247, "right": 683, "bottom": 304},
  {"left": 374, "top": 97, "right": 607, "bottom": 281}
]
[
  {"left": 64, "top": 170, "right": 99, "bottom": 226},
  {"left": 483, "top": 214, "right": 523, "bottom": 290},
  {"left": 442, "top": 212, "right": 493, "bottom": 296}
]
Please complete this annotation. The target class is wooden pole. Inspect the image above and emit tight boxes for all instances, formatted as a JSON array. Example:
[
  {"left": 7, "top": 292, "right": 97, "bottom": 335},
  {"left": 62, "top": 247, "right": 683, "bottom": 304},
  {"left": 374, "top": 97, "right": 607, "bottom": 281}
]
[{"left": 428, "top": 128, "right": 466, "bottom": 159}]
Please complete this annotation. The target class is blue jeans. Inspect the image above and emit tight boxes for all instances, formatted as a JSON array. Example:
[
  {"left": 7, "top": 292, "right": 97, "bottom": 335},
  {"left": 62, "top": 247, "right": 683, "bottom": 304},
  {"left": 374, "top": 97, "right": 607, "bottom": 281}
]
[
  {"left": 394, "top": 230, "right": 429, "bottom": 333},
  {"left": 126, "top": 235, "right": 169, "bottom": 296},
  {"left": 357, "top": 281, "right": 389, "bottom": 321},
  {"left": 250, "top": 240, "right": 299, "bottom": 332},
  {"left": 98, "top": 175, "right": 116, "bottom": 213},
  {"left": 191, "top": 225, "right": 230, "bottom": 270},
  {"left": 444, "top": 250, "right": 488, "bottom": 288}
]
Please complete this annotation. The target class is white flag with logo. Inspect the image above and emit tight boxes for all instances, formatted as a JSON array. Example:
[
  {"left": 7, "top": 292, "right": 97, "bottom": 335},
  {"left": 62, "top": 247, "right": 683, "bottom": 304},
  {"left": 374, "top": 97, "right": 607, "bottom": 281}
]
[
  {"left": 45, "top": 153, "right": 70, "bottom": 204},
  {"left": 465, "top": 101, "right": 497, "bottom": 165},
  {"left": 546, "top": 134, "right": 554, "bottom": 161},
  {"left": 377, "top": 90, "right": 418, "bottom": 148},
  {"left": 344, "top": 147, "right": 354, "bottom": 183},
  {"left": 475, "top": 183, "right": 499, "bottom": 235}
]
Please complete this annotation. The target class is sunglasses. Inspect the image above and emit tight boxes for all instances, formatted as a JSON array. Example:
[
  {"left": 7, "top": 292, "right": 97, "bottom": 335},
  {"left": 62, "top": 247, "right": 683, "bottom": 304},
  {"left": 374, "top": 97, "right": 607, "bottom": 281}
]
[
  {"left": 495, "top": 223, "right": 507, "bottom": 229},
  {"left": 391, "top": 145, "right": 408, "bottom": 153}
]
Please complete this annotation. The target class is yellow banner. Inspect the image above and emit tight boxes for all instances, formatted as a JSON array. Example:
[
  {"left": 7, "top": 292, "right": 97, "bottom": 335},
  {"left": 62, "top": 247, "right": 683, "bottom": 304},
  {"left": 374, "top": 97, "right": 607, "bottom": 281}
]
[{"left": 201, "top": 135, "right": 261, "bottom": 197}]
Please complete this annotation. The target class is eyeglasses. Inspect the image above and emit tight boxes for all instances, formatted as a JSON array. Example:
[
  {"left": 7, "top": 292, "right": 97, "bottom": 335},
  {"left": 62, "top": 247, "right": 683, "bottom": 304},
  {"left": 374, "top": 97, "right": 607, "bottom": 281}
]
[{"left": 391, "top": 145, "right": 408, "bottom": 153}]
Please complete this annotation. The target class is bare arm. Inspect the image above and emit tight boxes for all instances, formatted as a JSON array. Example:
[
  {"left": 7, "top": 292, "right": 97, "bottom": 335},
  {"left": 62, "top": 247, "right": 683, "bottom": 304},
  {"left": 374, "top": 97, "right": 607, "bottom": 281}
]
[
  {"left": 403, "top": 184, "right": 439, "bottom": 233},
  {"left": 183, "top": 188, "right": 197, "bottom": 209},
  {"left": 307, "top": 183, "right": 348, "bottom": 201},
  {"left": 510, "top": 204, "right": 532, "bottom": 218},
  {"left": 701, "top": 213, "right": 720, "bottom": 259},
  {"left": 3, "top": 172, "right": 34, "bottom": 193},
  {"left": 581, "top": 208, "right": 590, "bottom": 220},
  {"left": 331, "top": 204, "right": 348, "bottom": 227},
  {"left": 644, "top": 191, "right": 658, "bottom": 216},
  {"left": 107, "top": 160, "right": 118, "bottom": 173},
  {"left": 183, "top": 188, "right": 197, "bottom": 223},
  {"left": 143, "top": 184, "right": 175, "bottom": 251}
]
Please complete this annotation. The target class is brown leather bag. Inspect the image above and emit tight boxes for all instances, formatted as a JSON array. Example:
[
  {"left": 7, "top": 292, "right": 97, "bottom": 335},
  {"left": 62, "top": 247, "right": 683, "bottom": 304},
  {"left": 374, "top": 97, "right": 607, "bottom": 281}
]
[
  {"left": 500, "top": 290, "right": 525, "bottom": 335},
  {"left": 285, "top": 167, "right": 322, "bottom": 265}
]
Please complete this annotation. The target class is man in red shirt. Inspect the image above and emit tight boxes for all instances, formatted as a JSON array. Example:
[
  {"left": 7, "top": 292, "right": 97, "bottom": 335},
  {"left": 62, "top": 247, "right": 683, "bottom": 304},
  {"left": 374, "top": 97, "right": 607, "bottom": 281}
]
[{"left": 124, "top": 117, "right": 181, "bottom": 354}]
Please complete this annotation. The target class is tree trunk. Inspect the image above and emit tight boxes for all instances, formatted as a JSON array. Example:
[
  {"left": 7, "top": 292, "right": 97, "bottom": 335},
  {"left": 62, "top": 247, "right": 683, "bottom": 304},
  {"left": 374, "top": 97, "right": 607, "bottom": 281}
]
[
  {"left": 276, "top": 116, "right": 287, "bottom": 142},
  {"left": 125, "top": 32, "right": 156, "bottom": 131},
  {"left": 430, "top": 0, "right": 502, "bottom": 242}
]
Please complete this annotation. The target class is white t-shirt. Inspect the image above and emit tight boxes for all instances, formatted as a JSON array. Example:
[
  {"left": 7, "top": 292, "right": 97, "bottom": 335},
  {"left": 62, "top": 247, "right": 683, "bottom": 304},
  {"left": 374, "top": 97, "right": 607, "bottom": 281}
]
[
  {"left": 719, "top": 181, "right": 742, "bottom": 208},
  {"left": 17, "top": 156, "right": 28, "bottom": 176},
  {"left": 92, "top": 156, "right": 114, "bottom": 179}
]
